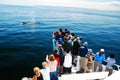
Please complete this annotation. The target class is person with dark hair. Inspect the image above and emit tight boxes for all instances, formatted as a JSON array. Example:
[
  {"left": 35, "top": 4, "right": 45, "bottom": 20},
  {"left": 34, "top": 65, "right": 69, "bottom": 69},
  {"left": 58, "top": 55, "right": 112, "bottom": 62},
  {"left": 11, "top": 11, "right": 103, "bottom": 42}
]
[
  {"left": 71, "top": 33, "right": 75, "bottom": 41},
  {"left": 72, "top": 38, "right": 80, "bottom": 57},
  {"left": 63, "top": 49, "right": 72, "bottom": 74},
  {"left": 55, "top": 31, "right": 61, "bottom": 40},
  {"left": 57, "top": 44, "right": 65, "bottom": 74},
  {"left": 67, "top": 35, "right": 73, "bottom": 46},
  {"left": 59, "top": 28, "right": 63, "bottom": 35},
  {"left": 71, "top": 38, "right": 80, "bottom": 66},
  {"left": 62, "top": 37, "right": 72, "bottom": 52},
  {"left": 58, "top": 28, "right": 64, "bottom": 38},
  {"left": 53, "top": 50, "right": 60, "bottom": 74},
  {"left": 105, "top": 53, "right": 116, "bottom": 75},
  {"left": 64, "top": 29, "right": 69, "bottom": 36}
]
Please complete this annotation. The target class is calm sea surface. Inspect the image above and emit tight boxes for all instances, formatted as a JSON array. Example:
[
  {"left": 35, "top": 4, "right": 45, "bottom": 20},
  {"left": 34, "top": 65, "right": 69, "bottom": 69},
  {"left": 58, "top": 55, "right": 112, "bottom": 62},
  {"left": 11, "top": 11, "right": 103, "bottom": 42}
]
[{"left": 0, "top": 4, "right": 120, "bottom": 80}]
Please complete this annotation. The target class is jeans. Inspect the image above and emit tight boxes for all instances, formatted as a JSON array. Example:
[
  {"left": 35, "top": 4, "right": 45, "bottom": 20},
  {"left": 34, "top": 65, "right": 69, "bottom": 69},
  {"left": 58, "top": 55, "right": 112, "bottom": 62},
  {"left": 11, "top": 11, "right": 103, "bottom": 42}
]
[
  {"left": 56, "top": 66, "right": 60, "bottom": 74},
  {"left": 50, "top": 71, "right": 58, "bottom": 80}
]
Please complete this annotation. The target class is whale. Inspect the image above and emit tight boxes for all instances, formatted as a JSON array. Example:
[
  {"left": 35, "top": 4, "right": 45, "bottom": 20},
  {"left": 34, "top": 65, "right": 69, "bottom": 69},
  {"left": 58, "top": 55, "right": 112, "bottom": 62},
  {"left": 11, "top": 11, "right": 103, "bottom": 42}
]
[{"left": 21, "top": 21, "right": 40, "bottom": 25}]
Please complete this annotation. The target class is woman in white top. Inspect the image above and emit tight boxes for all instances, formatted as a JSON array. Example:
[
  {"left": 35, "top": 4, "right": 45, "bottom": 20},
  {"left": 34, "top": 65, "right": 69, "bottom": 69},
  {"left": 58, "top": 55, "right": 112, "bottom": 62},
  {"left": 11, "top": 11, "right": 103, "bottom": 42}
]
[
  {"left": 40, "top": 61, "right": 50, "bottom": 80},
  {"left": 105, "top": 53, "right": 116, "bottom": 76}
]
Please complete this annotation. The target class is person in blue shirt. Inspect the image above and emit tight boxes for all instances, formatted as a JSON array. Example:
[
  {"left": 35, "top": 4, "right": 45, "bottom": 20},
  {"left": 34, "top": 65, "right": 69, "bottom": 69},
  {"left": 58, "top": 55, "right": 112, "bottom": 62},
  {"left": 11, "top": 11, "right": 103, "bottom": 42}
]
[
  {"left": 58, "top": 38, "right": 64, "bottom": 45},
  {"left": 94, "top": 49, "right": 106, "bottom": 72}
]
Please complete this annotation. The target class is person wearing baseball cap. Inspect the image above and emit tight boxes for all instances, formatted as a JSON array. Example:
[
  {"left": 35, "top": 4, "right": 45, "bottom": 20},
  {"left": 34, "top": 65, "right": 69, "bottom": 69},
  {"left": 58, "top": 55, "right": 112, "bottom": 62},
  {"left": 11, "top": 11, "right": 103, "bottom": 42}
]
[{"left": 94, "top": 48, "right": 106, "bottom": 72}]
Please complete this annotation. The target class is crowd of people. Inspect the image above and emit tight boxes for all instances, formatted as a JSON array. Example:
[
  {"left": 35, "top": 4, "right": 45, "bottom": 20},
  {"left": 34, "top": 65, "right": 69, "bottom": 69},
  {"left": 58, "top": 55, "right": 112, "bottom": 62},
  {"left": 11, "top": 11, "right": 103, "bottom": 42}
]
[{"left": 22, "top": 28, "right": 116, "bottom": 80}]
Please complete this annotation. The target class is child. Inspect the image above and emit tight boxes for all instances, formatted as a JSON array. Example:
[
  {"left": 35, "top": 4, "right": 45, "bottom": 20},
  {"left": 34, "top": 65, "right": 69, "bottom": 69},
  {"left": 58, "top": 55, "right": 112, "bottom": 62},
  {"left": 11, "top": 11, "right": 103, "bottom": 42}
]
[{"left": 40, "top": 61, "right": 50, "bottom": 80}]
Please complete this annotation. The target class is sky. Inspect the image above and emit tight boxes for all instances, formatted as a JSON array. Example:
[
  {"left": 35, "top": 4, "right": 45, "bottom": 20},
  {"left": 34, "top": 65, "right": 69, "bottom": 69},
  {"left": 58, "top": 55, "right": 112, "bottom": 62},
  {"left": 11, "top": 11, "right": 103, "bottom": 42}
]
[{"left": 0, "top": 0, "right": 120, "bottom": 11}]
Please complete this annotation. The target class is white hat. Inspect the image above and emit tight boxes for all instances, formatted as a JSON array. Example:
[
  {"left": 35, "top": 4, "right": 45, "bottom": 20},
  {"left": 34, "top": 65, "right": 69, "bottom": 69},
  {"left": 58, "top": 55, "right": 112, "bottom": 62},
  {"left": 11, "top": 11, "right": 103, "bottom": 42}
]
[
  {"left": 83, "top": 42, "right": 88, "bottom": 46},
  {"left": 100, "top": 49, "right": 104, "bottom": 52}
]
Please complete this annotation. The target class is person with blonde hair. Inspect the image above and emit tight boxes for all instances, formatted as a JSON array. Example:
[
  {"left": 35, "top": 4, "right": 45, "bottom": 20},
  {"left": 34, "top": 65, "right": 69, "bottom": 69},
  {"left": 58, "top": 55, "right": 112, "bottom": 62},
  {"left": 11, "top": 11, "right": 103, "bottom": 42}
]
[
  {"left": 53, "top": 50, "right": 60, "bottom": 74},
  {"left": 32, "top": 67, "right": 43, "bottom": 80},
  {"left": 40, "top": 61, "right": 50, "bottom": 80},
  {"left": 22, "top": 77, "right": 32, "bottom": 80},
  {"left": 46, "top": 54, "right": 58, "bottom": 80}
]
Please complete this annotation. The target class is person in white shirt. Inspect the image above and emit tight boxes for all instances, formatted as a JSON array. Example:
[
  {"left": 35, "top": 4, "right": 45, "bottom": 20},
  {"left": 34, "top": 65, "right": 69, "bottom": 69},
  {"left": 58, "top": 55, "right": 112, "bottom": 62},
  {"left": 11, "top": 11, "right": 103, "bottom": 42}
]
[
  {"left": 105, "top": 53, "right": 116, "bottom": 76},
  {"left": 40, "top": 61, "right": 50, "bottom": 80},
  {"left": 63, "top": 50, "right": 72, "bottom": 74}
]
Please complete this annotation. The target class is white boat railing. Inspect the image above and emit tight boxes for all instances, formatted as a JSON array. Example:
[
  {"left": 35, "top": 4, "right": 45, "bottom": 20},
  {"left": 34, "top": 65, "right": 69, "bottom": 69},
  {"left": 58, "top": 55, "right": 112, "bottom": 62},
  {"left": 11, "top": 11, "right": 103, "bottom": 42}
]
[
  {"left": 102, "top": 60, "right": 120, "bottom": 71},
  {"left": 59, "top": 71, "right": 109, "bottom": 80}
]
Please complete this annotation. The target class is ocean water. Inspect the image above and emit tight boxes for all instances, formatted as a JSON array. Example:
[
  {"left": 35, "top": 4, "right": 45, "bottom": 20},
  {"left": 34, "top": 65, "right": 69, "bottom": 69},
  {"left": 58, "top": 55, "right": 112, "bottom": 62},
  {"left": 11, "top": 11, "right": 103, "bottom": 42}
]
[{"left": 0, "top": 4, "right": 120, "bottom": 80}]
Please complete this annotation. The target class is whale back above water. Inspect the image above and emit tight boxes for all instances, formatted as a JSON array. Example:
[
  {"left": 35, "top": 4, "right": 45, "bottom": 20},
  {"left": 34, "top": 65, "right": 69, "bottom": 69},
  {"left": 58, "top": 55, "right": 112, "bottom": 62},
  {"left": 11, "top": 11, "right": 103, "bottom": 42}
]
[{"left": 21, "top": 21, "right": 40, "bottom": 25}]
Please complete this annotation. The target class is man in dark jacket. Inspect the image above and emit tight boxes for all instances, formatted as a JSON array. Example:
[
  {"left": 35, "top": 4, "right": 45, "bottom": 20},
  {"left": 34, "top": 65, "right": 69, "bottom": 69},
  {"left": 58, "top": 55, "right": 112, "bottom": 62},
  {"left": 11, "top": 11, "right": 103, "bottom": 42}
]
[
  {"left": 62, "top": 38, "right": 72, "bottom": 52},
  {"left": 78, "top": 42, "right": 88, "bottom": 72}
]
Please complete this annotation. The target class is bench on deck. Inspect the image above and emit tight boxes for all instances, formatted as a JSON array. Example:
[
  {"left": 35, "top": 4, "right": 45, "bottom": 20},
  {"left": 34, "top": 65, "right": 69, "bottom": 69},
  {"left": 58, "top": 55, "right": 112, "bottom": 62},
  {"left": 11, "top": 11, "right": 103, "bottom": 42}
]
[{"left": 59, "top": 71, "right": 109, "bottom": 80}]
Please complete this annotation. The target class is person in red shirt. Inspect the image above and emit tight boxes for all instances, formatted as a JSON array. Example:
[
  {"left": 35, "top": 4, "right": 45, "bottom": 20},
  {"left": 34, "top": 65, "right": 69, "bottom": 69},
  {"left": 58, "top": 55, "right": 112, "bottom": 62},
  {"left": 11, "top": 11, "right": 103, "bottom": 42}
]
[{"left": 53, "top": 49, "right": 60, "bottom": 75}]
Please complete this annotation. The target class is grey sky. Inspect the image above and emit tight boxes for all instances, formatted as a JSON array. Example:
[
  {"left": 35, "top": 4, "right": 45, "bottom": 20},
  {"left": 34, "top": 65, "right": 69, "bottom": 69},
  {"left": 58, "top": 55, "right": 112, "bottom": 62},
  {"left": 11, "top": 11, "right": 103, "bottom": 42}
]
[{"left": 0, "top": 0, "right": 120, "bottom": 11}]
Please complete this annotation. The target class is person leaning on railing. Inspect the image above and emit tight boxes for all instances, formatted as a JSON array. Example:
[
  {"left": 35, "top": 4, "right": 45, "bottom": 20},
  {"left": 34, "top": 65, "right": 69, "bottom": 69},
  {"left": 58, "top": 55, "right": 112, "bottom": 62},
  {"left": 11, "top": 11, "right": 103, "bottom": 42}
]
[
  {"left": 105, "top": 53, "right": 116, "bottom": 76},
  {"left": 94, "top": 49, "right": 106, "bottom": 72}
]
